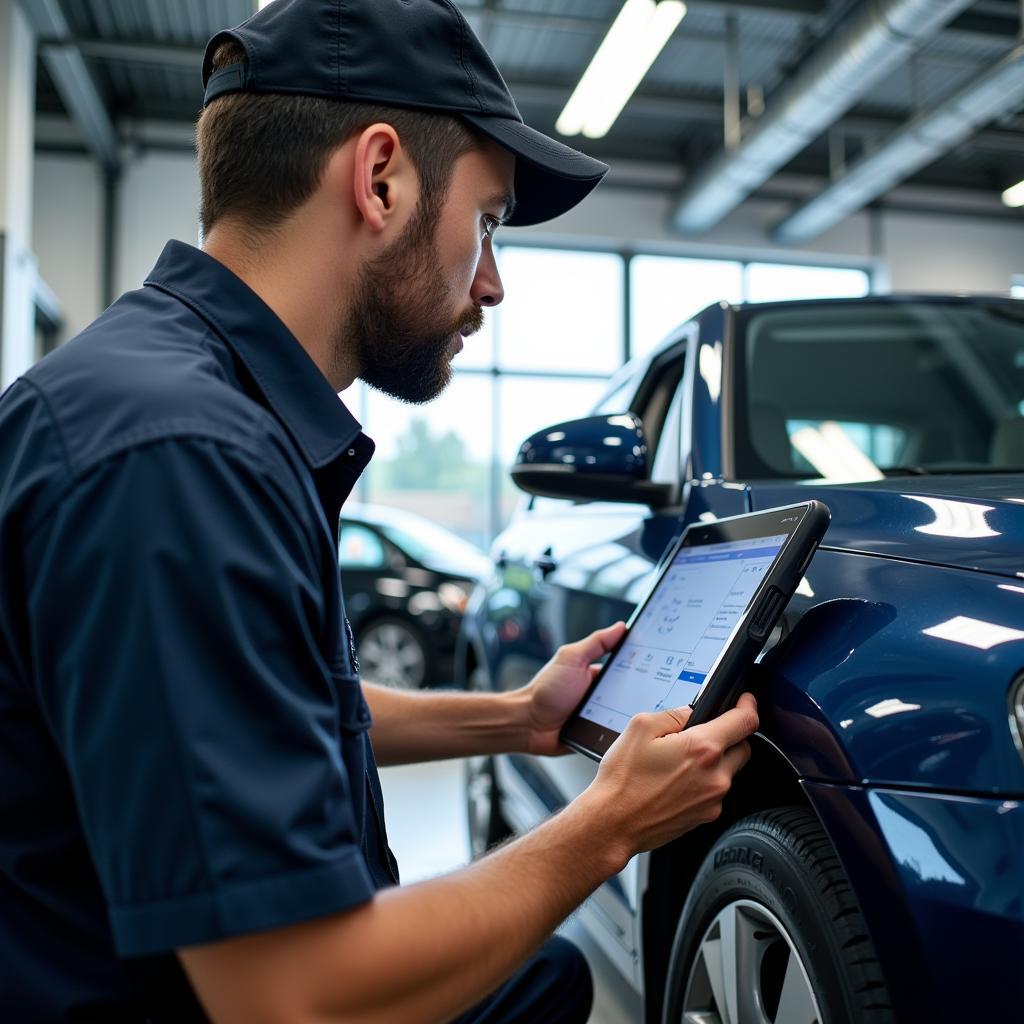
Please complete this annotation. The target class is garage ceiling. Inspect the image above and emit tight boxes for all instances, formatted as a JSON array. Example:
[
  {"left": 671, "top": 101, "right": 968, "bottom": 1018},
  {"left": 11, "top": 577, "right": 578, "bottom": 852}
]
[{"left": 28, "top": 0, "right": 1024, "bottom": 234}]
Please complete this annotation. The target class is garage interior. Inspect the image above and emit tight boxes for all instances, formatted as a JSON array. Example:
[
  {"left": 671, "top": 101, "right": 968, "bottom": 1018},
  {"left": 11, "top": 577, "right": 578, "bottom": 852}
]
[{"left": 1, "top": 1, "right": 1022, "bottom": 1022}]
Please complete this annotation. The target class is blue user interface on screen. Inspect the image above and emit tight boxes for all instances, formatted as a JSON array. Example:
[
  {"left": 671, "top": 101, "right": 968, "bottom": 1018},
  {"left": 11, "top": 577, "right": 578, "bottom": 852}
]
[{"left": 580, "top": 535, "right": 786, "bottom": 733}]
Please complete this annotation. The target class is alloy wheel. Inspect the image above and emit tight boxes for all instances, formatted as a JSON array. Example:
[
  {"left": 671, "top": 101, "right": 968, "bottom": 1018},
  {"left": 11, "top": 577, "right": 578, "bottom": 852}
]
[
  {"left": 682, "top": 898, "right": 822, "bottom": 1024},
  {"left": 358, "top": 619, "right": 427, "bottom": 689}
]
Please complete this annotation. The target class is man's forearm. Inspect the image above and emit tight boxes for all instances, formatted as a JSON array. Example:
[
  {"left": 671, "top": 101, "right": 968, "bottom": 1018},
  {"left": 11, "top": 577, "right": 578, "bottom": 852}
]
[
  {"left": 346, "top": 793, "right": 625, "bottom": 1022},
  {"left": 180, "top": 792, "right": 626, "bottom": 1024},
  {"left": 363, "top": 683, "right": 532, "bottom": 765}
]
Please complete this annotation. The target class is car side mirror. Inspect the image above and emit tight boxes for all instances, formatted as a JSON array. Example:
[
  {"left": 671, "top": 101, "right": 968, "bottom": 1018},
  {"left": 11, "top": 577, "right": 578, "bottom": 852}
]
[{"left": 510, "top": 413, "right": 672, "bottom": 508}]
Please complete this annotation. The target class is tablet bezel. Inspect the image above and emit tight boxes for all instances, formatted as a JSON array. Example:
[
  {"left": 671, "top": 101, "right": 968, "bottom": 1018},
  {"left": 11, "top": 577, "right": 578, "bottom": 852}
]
[{"left": 559, "top": 501, "right": 827, "bottom": 760}]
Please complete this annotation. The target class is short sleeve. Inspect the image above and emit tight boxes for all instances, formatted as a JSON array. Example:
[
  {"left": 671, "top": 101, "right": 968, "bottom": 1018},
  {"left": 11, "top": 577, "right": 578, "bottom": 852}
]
[{"left": 26, "top": 434, "right": 376, "bottom": 956}]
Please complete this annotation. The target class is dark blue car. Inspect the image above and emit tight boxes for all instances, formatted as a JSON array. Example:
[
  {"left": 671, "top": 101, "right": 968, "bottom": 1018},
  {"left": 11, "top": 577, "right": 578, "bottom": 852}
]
[{"left": 458, "top": 295, "right": 1024, "bottom": 1024}]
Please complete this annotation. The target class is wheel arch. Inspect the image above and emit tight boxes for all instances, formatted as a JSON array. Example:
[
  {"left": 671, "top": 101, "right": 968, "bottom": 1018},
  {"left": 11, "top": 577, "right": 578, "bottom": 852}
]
[
  {"left": 639, "top": 735, "right": 807, "bottom": 1024},
  {"left": 354, "top": 606, "right": 424, "bottom": 637}
]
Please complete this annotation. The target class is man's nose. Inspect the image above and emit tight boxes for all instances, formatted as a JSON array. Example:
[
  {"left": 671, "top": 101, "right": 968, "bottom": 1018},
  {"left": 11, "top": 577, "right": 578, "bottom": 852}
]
[{"left": 471, "top": 248, "right": 504, "bottom": 307}]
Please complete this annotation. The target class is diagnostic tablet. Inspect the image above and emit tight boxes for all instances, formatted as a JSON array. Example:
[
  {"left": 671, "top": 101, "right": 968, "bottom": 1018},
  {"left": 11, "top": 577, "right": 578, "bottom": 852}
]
[{"left": 561, "top": 501, "right": 830, "bottom": 760}]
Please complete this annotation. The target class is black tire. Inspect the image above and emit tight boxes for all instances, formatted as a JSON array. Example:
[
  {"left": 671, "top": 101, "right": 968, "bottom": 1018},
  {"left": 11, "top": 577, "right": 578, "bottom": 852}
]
[
  {"left": 464, "top": 756, "right": 513, "bottom": 859},
  {"left": 662, "top": 807, "right": 893, "bottom": 1024},
  {"left": 356, "top": 615, "right": 433, "bottom": 689}
]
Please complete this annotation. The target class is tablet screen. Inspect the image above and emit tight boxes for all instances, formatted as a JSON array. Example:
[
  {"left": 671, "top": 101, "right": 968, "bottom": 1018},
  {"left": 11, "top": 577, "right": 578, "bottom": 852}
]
[{"left": 577, "top": 533, "right": 787, "bottom": 734}]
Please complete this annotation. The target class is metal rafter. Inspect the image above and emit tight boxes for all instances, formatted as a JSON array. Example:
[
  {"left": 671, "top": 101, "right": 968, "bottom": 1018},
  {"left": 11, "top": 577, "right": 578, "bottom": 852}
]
[{"left": 20, "top": 0, "right": 120, "bottom": 172}]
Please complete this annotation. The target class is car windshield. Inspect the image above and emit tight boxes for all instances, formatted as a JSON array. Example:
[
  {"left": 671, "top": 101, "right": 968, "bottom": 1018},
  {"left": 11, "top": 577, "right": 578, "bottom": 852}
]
[
  {"left": 359, "top": 510, "right": 486, "bottom": 571},
  {"left": 735, "top": 299, "right": 1024, "bottom": 480}
]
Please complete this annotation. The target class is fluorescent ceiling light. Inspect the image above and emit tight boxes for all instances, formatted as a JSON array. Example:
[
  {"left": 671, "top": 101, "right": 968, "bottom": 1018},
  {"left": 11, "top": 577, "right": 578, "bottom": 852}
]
[
  {"left": 1002, "top": 179, "right": 1024, "bottom": 208},
  {"left": 557, "top": 0, "right": 686, "bottom": 140}
]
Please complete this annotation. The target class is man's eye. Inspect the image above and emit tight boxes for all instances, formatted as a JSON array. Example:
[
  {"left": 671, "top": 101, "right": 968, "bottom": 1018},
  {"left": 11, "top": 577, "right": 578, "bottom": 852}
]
[{"left": 482, "top": 216, "right": 500, "bottom": 240}]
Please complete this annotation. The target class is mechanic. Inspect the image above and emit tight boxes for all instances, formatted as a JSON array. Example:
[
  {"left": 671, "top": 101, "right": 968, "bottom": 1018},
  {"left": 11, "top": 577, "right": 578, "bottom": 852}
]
[{"left": 0, "top": 1, "right": 759, "bottom": 1021}]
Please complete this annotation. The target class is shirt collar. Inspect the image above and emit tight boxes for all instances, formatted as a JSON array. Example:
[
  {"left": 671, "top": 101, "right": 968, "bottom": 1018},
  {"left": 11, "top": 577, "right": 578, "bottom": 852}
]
[{"left": 145, "top": 239, "right": 366, "bottom": 470}]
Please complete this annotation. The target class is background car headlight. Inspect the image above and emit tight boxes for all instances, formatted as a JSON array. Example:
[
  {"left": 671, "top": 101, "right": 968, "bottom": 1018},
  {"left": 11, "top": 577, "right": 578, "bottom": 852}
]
[
  {"left": 438, "top": 581, "right": 473, "bottom": 615},
  {"left": 1010, "top": 675, "right": 1024, "bottom": 762}
]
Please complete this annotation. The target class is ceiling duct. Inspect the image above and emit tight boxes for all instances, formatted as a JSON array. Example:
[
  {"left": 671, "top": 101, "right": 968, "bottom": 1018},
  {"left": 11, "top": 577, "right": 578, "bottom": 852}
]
[
  {"left": 774, "top": 44, "right": 1024, "bottom": 242},
  {"left": 670, "top": 0, "right": 975, "bottom": 234}
]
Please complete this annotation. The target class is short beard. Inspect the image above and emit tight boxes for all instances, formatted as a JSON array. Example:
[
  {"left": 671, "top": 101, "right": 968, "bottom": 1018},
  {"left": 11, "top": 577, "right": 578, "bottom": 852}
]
[{"left": 345, "top": 194, "right": 483, "bottom": 404}]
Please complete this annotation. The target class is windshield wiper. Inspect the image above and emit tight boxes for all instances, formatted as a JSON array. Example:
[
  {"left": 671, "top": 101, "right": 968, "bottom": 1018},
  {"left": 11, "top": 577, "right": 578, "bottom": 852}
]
[{"left": 881, "top": 465, "right": 930, "bottom": 476}]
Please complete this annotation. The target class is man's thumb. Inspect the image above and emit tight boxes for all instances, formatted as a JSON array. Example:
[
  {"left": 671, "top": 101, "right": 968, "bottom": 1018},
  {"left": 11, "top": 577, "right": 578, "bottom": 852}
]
[{"left": 654, "top": 705, "right": 692, "bottom": 736}]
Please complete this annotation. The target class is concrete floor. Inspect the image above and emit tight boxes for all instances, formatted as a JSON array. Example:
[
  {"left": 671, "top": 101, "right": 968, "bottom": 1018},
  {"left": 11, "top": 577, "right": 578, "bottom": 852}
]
[{"left": 379, "top": 758, "right": 641, "bottom": 1023}]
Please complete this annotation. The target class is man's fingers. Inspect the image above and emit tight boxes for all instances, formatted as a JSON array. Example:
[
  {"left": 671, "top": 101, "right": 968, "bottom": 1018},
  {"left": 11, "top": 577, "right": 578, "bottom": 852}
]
[
  {"left": 721, "top": 739, "right": 752, "bottom": 777},
  {"left": 640, "top": 705, "right": 692, "bottom": 737},
  {"left": 698, "top": 693, "right": 759, "bottom": 747}
]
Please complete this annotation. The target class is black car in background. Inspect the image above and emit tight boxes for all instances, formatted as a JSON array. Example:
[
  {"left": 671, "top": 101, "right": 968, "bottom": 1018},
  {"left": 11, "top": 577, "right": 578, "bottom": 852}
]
[{"left": 339, "top": 504, "right": 490, "bottom": 689}]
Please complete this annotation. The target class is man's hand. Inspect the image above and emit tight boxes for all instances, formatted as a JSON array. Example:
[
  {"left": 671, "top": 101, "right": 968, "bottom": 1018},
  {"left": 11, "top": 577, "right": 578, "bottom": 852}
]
[
  {"left": 521, "top": 621, "right": 627, "bottom": 756},
  {"left": 575, "top": 693, "right": 759, "bottom": 868}
]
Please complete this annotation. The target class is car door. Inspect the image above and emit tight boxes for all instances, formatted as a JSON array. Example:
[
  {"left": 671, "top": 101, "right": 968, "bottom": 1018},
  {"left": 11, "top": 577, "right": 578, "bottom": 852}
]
[{"left": 495, "top": 337, "right": 696, "bottom": 968}]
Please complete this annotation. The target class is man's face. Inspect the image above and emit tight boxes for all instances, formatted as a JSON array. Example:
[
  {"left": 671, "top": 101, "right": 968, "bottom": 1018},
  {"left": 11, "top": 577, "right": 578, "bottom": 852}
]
[{"left": 346, "top": 142, "right": 514, "bottom": 404}]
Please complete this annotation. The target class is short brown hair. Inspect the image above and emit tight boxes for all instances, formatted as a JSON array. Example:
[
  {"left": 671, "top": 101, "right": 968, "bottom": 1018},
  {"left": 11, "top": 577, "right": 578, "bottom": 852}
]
[{"left": 196, "top": 40, "right": 479, "bottom": 235}]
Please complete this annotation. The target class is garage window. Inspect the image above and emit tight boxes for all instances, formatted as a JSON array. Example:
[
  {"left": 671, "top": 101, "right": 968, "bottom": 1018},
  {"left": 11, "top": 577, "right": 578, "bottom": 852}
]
[{"left": 350, "top": 245, "right": 872, "bottom": 543}]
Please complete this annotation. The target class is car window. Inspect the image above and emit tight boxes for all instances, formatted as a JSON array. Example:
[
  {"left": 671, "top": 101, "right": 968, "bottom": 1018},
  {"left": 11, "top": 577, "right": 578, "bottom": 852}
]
[
  {"left": 376, "top": 519, "right": 485, "bottom": 568},
  {"left": 651, "top": 383, "right": 685, "bottom": 485},
  {"left": 635, "top": 344, "right": 686, "bottom": 456},
  {"left": 736, "top": 300, "right": 1024, "bottom": 479},
  {"left": 593, "top": 374, "right": 639, "bottom": 416},
  {"left": 338, "top": 523, "right": 388, "bottom": 569}
]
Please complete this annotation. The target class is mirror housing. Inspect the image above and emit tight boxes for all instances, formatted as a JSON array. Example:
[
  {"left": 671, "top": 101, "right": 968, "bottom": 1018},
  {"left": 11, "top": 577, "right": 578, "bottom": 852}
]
[{"left": 511, "top": 413, "right": 672, "bottom": 508}]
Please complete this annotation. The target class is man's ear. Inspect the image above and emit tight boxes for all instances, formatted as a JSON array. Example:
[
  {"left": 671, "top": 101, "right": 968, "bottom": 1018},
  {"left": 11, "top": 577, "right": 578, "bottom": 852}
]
[{"left": 351, "top": 123, "right": 416, "bottom": 233}]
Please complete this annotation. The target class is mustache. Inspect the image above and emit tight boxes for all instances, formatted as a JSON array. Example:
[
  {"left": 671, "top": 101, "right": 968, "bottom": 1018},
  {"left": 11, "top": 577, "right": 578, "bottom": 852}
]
[{"left": 457, "top": 305, "right": 485, "bottom": 337}]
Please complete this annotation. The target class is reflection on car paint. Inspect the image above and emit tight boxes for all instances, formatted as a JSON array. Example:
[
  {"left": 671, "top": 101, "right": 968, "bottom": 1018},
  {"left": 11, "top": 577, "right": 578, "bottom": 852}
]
[
  {"left": 904, "top": 494, "right": 1000, "bottom": 539},
  {"left": 870, "top": 792, "right": 968, "bottom": 887}
]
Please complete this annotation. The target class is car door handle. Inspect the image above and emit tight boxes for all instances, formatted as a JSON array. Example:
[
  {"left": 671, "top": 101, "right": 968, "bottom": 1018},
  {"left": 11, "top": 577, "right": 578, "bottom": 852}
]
[{"left": 533, "top": 549, "right": 558, "bottom": 577}]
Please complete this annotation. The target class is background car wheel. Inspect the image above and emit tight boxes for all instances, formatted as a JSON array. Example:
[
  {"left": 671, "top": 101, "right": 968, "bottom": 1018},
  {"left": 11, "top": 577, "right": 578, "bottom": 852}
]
[
  {"left": 663, "top": 807, "right": 893, "bottom": 1024},
  {"left": 357, "top": 616, "right": 431, "bottom": 689},
  {"left": 464, "top": 755, "right": 513, "bottom": 859}
]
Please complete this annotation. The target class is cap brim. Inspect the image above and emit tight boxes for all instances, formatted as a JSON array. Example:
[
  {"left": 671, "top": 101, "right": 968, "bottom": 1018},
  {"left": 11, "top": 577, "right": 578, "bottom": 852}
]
[{"left": 461, "top": 115, "right": 608, "bottom": 227}]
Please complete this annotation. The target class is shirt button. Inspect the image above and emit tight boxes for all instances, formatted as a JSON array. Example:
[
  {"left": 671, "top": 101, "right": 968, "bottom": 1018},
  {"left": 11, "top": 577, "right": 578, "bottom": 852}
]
[{"left": 347, "top": 448, "right": 356, "bottom": 457}]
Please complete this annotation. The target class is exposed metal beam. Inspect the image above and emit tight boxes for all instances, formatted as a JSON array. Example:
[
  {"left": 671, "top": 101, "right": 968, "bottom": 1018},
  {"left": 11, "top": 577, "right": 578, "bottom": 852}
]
[
  {"left": 58, "top": 66, "right": 1023, "bottom": 159},
  {"left": 948, "top": 9, "right": 1024, "bottom": 39},
  {"left": 683, "top": 0, "right": 825, "bottom": 14},
  {"left": 774, "top": 42, "right": 1024, "bottom": 242},
  {"left": 19, "top": 0, "right": 119, "bottom": 172},
  {"left": 70, "top": 37, "right": 201, "bottom": 71}
]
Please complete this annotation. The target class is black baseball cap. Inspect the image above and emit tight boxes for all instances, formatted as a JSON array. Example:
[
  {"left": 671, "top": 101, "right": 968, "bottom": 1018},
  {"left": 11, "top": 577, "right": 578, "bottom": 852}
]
[{"left": 202, "top": 0, "right": 608, "bottom": 227}]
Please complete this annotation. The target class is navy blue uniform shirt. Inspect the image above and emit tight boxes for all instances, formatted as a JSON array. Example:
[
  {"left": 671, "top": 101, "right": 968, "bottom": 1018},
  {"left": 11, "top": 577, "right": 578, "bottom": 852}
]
[{"left": 0, "top": 240, "right": 399, "bottom": 1021}]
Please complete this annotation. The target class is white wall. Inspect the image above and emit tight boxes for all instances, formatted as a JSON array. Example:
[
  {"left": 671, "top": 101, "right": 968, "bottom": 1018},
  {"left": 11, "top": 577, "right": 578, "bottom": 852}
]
[
  {"left": 31, "top": 147, "right": 1024, "bottom": 340},
  {"left": 881, "top": 212, "right": 1024, "bottom": 294},
  {"left": 115, "top": 150, "right": 200, "bottom": 296},
  {"left": 33, "top": 148, "right": 200, "bottom": 342},
  {"left": 516, "top": 183, "right": 876, "bottom": 270},
  {"left": 32, "top": 155, "right": 103, "bottom": 340}
]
